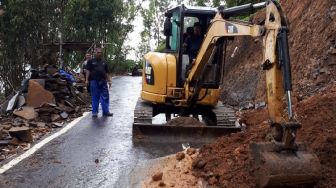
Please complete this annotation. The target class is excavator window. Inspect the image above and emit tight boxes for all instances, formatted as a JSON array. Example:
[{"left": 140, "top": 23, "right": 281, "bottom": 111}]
[
  {"left": 164, "top": 10, "right": 181, "bottom": 52},
  {"left": 164, "top": 6, "right": 217, "bottom": 87}
]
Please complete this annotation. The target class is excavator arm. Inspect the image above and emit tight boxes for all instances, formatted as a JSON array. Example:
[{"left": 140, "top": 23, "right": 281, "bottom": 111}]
[{"left": 185, "top": 0, "right": 290, "bottom": 128}]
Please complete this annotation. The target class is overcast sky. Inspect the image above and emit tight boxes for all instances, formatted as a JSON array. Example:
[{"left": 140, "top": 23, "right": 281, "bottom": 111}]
[
  {"left": 126, "top": 1, "right": 149, "bottom": 61},
  {"left": 125, "top": 0, "right": 181, "bottom": 61}
]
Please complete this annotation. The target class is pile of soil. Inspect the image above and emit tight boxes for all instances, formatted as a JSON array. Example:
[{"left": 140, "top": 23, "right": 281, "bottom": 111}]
[
  {"left": 166, "top": 117, "right": 205, "bottom": 127},
  {"left": 143, "top": 150, "right": 204, "bottom": 188},
  {"left": 193, "top": 84, "right": 336, "bottom": 187}
]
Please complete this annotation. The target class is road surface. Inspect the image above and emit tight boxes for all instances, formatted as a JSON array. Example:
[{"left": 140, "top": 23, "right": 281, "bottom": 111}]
[{"left": 0, "top": 76, "right": 189, "bottom": 188}]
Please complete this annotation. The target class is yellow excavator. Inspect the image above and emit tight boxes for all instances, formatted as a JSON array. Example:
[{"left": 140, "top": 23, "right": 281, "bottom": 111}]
[{"left": 133, "top": 0, "right": 320, "bottom": 187}]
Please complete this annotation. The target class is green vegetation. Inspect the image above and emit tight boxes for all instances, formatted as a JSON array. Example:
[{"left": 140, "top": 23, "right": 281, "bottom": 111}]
[{"left": 0, "top": 0, "right": 136, "bottom": 95}]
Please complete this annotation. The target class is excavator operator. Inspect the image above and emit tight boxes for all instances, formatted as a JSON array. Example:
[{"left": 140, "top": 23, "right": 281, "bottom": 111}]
[{"left": 184, "top": 22, "right": 204, "bottom": 63}]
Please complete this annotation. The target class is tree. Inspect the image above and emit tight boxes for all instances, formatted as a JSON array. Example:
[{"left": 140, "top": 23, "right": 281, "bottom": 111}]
[{"left": 0, "top": 0, "right": 136, "bottom": 94}]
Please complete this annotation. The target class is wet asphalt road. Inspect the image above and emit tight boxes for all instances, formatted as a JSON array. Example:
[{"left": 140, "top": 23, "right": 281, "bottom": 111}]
[{"left": 0, "top": 76, "right": 188, "bottom": 188}]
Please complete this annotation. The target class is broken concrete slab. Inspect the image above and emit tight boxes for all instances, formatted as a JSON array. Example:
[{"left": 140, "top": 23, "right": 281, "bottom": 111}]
[
  {"left": 26, "top": 80, "right": 55, "bottom": 108},
  {"left": 6, "top": 92, "right": 20, "bottom": 112},
  {"left": 51, "top": 114, "right": 61, "bottom": 122},
  {"left": 239, "top": 102, "right": 254, "bottom": 111},
  {"left": 37, "top": 122, "right": 46, "bottom": 128},
  {"left": 10, "top": 137, "right": 21, "bottom": 146},
  {"left": 60, "top": 112, "right": 68, "bottom": 119},
  {"left": 255, "top": 101, "right": 267, "bottom": 109},
  {"left": 0, "top": 140, "right": 11, "bottom": 146},
  {"left": 64, "top": 100, "right": 74, "bottom": 108},
  {"left": 16, "top": 95, "right": 26, "bottom": 108},
  {"left": 52, "top": 122, "right": 63, "bottom": 128},
  {"left": 8, "top": 127, "right": 33, "bottom": 142},
  {"left": 0, "top": 124, "right": 12, "bottom": 130},
  {"left": 39, "top": 115, "right": 51, "bottom": 122},
  {"left": 30, "top": 79, "right": 45, "bottom": 87},
  {"left": 12, "top": 118, "right": 23, "bottom": 126},
  {"left": 13, "top": 107, "right": 37, "bottom": 120}
]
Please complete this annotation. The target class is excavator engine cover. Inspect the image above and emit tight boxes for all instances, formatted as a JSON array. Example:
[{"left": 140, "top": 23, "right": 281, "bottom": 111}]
[{"left": 250, "top": 142, "right": 321, "bottom": 188}]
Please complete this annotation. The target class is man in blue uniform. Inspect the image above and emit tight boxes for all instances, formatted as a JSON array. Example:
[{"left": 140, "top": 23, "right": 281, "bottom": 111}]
[{"left": 85, "top": 48, "right": 113, "bottom": 118}]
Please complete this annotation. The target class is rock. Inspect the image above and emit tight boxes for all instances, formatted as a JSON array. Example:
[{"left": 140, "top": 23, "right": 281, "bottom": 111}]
[
  {"left": 152, "top": 172, "right": 163, "bottom": 181},
  {"left": 235, "top": 120, "right": 241, "bottom": 127},
  {"left": 316, "top": 73, "right": 329, "bottom": 85},
  {"left": 239, "top": 102, "right": 254, "bottom": 110},
  {"left": 39, "top": 115, "right": 51, "bottom": 122},
  {"left": 135, "top": 134, "right": 144, "bottom": 139},
  {"left": 38, "top": 106, "right": 56, "bottom": 113},
  {"left": 8, "top": 127, "right": 33, "bottom": 142},
  {"left": 16, "top": 95, "right": 26, "bottom": 108},
  {"left": 51, "top": 114, "right": 61, "bottom": 122},
  {"left": 192, "top": 159, "right": 206, "bottom": 169},
  {"left": 0, "top": 128, "right": 3, "bottom": 139},
  {"left": 30, "top": 79, "right": 45, "bottom": 87},
  {"left": 37, "top": 122, "right": 46, "bottom": 128},
  {"left": 6, "top": 92, "right": 20, "bottom": 112},
  {"left": 12, "top": 118, "right": 23, "bottom": 126},
  {"left": 0, "top": 124, "right": 12, "bottom": 130},
  {"left": 26, "top": 80, "right": 55, "bottom": 108},
  {"left": 186, "top": 148, "right": 196, "bottom": 156},
  {"left": 52, "top": 122, "right": 63, "bottom": 128},
  {"left": 329, "top": 48, "right": 336, "bottom": 55},
  {"left": 13, "top": 107, "right": 37, "bottom": 120},
  {"left": 159, "top": 181, "right": 166, "bottom": 187},
  {"left": 255, "top": 101, "right": 266, "bottom": 109},
  {"left": 64, "top": 100, "right": 74, "bottom": 108},
  {"left": 60, "top": 112, "right": 69, "bottom": 119},
  {"left": 319, "top": 67, "right": 328, "bottom": 74},
  {"left": 95, "top": 159, "right": 99, "bottom": 164},
  {"left": 0, "top": 140, "right": 11, "bottom": 146},
  {"left": 207, "top": 177, "right": 218, "bottom": 185},
  {"left": 176, "top": 152, "right": 185, "bottom": 161},
  {"left": 10, "top": 137, "right": 21, "bottom": 146}
]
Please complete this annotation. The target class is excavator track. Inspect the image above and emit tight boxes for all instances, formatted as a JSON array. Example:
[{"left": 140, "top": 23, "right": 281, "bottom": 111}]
[
  {"left": 133, "top": 98, "right": 240, "bottom": 143},
  {"left": 213, "top": 102, "right": 237, "bottom": 127},
  {"left": 134, "top": 98, "right": 153, "bottom": 125}
]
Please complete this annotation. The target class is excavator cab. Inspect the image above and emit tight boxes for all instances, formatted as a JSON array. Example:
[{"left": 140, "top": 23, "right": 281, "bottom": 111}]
[
  {"left": 139, "top": 5, "right": 236, "bottom": 127},
  {"left": 163, "top": 6, "right": 222, "bottom": 89}
]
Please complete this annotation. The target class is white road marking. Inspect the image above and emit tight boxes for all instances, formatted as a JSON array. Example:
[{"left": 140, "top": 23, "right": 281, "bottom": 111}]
[{"left": 0, "top": 112, "right": 90, "bottom": 174}]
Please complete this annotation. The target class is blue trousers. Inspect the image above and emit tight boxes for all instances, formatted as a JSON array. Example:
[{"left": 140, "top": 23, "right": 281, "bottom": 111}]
[{"left": 90, "top": 80, "right": 110, "bottom": 115}]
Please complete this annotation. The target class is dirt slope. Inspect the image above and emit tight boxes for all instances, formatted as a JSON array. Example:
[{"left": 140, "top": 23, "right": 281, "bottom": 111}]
[{"left": 221, "top": 0, "right": 336, "bottom": 106}]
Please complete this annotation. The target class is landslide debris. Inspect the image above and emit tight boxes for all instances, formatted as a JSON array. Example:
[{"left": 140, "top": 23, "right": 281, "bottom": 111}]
[
  {"left": 0, "top": 64, "right": 90, "bottom": 163},
  {"left": 166, "top": 117, "right": 205, "bottom": 127},
  {"left": 221, "top": 0, "right": 336, "bottom": 106},
  {"left": 193, "top": 84, "right": 336, "bottom": 187},
  {"left": 143, "top": 150, "right": 204, "bottom": 188}
]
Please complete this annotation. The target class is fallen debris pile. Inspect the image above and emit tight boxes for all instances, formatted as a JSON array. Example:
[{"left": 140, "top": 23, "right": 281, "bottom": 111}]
[
  {"left": 192, "top": 84, "right": 336, "bottom": 187},
  {"left": 0, "top": 64, "right": 90, "bottom": 162},
  {"left": 143, "top": 149, "right": 204, "bottom": 188},
  {"left": 166, "top": 117, "right": 205, "bottom": 127}
]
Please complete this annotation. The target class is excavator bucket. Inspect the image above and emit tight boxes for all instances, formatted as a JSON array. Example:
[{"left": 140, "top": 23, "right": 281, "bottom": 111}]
[
  {"left": 250, "top": 142, "right": 321, "bottom": 188},
  {"left": 133, "top": 99, "right": 241, "bottom": 144}
]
